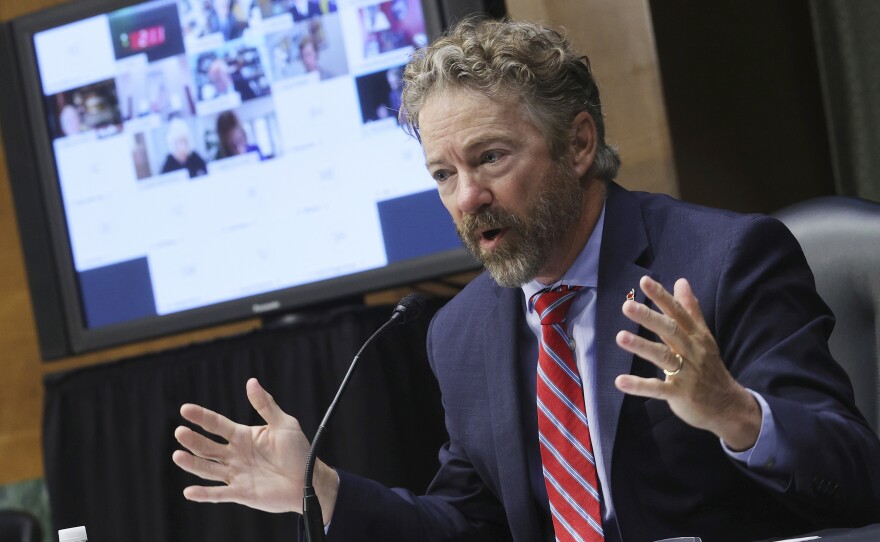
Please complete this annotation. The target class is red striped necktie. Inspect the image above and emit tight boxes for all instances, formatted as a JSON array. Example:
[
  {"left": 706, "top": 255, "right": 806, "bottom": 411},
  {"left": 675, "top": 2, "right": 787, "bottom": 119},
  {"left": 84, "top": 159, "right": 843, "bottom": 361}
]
[{"left": 532, "top": 285, "right": 604, "bottom": 542}]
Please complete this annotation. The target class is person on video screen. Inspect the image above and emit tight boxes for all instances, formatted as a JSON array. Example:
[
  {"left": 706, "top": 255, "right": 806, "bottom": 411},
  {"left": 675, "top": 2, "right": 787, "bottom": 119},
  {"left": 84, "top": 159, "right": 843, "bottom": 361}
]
[
  {"left": 215, "top": 110, "right": 263, "bottom": 160},
  {"left": 206, "top": 58, "right": 257, "bottom": 101},
  {"left": 58, "top": 104, "right": 83, "bottom": 137},
  {"left": 299, "top": 35, "right": 333, "bottom": 80},
  {"left": 205, "top": 0, "right": 247, "bottom": 40},
  {"left": 375, "top": 66, "right": 403, "bottom": 121},
  {"left": 291, "top": 0, "right": 320, "bottom": 22},
  {"left": 161, "top": 118, "right": 208, "bottom": 178}
]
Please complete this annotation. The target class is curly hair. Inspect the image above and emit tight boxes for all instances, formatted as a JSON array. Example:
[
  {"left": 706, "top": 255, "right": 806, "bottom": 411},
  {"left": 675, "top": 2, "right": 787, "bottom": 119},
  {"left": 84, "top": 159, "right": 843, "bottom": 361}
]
[{"left": 400, "top": 17, "right": 620, "bottom": 181}]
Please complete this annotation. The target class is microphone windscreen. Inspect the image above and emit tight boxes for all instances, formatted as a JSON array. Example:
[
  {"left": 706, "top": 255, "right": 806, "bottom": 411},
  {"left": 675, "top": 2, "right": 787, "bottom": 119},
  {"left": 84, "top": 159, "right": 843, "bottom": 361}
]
[{"left": 392, "top": 293, "right": 427, "bottom": 324}]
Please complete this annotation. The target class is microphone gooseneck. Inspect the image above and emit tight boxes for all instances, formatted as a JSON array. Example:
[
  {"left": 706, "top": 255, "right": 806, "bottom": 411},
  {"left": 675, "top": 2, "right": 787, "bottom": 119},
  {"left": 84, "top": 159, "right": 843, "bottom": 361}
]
[{"left": 302, "top": 293, "right": 427, "bottom": 541}]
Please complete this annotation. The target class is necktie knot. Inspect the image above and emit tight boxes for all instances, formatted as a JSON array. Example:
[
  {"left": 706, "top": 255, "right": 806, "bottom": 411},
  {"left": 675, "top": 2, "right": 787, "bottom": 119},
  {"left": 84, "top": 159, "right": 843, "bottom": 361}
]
[{"left": 532, "top": 285, "right": 582, "bottom": 325}]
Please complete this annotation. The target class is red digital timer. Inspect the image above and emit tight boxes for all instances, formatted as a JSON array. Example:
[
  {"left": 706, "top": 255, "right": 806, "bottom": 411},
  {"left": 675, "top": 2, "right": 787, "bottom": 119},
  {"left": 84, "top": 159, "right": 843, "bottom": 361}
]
[{"left": 125, "top": 25, "right": 166, "bottom": 51}]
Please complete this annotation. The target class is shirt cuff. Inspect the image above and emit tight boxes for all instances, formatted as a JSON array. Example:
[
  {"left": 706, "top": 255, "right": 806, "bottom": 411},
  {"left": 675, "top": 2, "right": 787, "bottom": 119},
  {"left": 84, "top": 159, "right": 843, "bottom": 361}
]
[{"left": 721, "top": 390, "right": 779, "bottom": 470}]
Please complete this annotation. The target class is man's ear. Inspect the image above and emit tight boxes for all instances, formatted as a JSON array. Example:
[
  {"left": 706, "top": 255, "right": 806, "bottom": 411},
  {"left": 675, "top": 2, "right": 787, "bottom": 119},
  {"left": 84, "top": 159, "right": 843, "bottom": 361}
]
[{"left": 569, "top": 111, "right": 598, "bottom": 178}]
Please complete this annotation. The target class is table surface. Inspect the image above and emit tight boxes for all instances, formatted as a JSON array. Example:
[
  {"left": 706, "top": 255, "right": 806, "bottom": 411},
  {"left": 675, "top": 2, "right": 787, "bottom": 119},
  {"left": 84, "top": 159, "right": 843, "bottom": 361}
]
[{"left": 766, "top": 523, "right": 880, "bottom": 541}]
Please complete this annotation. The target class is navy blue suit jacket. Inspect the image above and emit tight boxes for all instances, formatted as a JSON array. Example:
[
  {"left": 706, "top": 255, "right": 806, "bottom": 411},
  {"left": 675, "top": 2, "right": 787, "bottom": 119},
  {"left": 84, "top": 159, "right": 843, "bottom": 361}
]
[{"left": 326, "top": 182, "right": 880, "bottom": 541}]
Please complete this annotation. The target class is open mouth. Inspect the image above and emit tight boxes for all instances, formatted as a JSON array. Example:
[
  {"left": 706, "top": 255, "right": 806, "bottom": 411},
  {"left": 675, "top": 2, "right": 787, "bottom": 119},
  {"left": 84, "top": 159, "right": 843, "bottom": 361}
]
[
  {"left": 478, "top": 227, "right": 507, "bottom": 250},
  {"left": 482, "top": 228, "right": 503, "bottom": 241}
]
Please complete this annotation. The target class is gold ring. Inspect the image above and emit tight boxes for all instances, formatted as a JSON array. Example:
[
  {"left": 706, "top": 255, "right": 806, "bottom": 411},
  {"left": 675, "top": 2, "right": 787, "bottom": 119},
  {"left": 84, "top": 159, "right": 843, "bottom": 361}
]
[{"left": 664, "top": 353, "right": 684, "bottom": 376}]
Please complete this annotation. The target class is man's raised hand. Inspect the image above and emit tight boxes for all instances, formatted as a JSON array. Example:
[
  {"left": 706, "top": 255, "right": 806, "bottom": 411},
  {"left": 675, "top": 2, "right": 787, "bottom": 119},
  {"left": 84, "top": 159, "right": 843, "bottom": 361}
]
[{"left": 172, "top": 378, "right": 339, "bottom": 522}]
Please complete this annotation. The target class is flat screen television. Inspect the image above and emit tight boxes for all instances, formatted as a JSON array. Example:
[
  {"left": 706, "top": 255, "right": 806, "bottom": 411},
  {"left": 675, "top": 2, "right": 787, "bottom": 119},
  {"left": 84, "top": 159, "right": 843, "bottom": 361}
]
[{"left": 1, "top": 0, "right": 502, "bottom": 360}]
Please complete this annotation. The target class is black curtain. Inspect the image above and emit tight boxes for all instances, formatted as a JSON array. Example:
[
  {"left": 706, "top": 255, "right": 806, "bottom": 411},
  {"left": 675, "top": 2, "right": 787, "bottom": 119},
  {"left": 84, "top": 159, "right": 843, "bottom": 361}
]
[
  {"left": 809, "top": 0, "right": 880, "bottom": 203},
  {"left": 649, "top": 0, "right": 836, "bottom": 214},
  {"left": 43, "top": 300, "right": 450, "bottom": 541}
]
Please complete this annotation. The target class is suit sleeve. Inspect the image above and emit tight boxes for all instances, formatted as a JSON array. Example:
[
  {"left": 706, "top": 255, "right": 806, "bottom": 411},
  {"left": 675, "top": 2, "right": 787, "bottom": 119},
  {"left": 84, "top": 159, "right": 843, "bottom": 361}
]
[
  {"left": 714, "top": 215, "right": 880, "bottom": 524},
  {"left": 325, "top": 449, "right": 510, "bottom": 541},
  {"left": 323, "top": 316, "right": 512, "bottom": 541}
]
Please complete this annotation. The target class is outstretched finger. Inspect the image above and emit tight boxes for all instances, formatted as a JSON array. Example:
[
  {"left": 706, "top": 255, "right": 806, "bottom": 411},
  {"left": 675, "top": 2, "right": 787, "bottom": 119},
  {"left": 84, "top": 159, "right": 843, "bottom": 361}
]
[
  {"left": 616, "top": 330, "right": 683, "bottom": 377},
  {"left": 640, "top": 276, "right": 696, "bottom": 335},
  {"left": 246, "top": 378, "right": 287, "bottom": 427},
  {"left": 175, "top": 425, "right": 227, "bottom": 461},
  {"left": 614, "top": 374, "right": 673, "bottom": 400},
  {"left": 182, "top": 484, "right": 243, "bottom": 504},
  {"left": 172, "top": 449, "right": 228, "bottom": 484},
  {"left": 674, "top": 278, "right": 708, "bottom": 331},
  {"left": 180, "top": 403, "right": 238, "bottom": 442}
]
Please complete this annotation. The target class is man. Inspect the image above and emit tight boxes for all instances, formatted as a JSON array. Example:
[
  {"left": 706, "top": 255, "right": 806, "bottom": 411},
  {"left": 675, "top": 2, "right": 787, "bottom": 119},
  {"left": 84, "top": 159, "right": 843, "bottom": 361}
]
[
  {"left": 205, "top": 57, "right": 257, "bottom": 101},
  {"left": 172, "top": 18, "right": 880, "bottom": 541}
]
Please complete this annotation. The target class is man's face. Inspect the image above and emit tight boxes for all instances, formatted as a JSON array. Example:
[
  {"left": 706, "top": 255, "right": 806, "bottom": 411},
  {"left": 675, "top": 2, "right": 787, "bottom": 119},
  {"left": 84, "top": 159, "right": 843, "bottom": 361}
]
[
  {"left": 419, "top": 89, "right": 584, "bottom": 287},
  {"left": 209, "top": 61, "right": 230, "bottom": 93}
]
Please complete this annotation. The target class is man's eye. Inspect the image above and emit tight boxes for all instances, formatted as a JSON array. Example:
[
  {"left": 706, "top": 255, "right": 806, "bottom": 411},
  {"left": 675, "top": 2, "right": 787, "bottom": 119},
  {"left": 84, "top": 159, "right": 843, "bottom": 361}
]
[
  {"left": 481, "top": 151, "right": 500, "bottom": 164},
  {"left": 433, "top": 170, "right": 450, "bottom": 183}
]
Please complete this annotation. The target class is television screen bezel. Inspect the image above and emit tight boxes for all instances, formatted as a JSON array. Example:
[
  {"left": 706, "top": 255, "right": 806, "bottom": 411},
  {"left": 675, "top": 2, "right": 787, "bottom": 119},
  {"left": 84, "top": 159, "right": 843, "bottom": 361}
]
[{"left": 0, "top": 0, "right": 484, "bottom": 360}]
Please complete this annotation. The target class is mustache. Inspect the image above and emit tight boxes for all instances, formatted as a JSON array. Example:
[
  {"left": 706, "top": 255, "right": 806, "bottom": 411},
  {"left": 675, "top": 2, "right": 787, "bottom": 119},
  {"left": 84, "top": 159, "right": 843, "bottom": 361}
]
[{"left": 458, "top": 206, "right": 522, "bottom": 240}]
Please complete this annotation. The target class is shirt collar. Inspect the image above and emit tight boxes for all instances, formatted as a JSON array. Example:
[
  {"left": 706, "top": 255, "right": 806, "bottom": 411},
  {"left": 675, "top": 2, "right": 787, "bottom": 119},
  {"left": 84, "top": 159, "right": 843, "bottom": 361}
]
[{"left": 522, "top": 201, "right": 606, "bottom": 310}]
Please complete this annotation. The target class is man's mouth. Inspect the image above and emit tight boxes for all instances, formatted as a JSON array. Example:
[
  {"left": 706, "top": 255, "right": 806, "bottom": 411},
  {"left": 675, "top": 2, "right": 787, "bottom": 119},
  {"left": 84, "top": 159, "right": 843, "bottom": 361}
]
[
  {"left": 478, "top": 227, "right": 507, "bottom": 250},
  {"left": 483, "top": 228, "right": 502, "bottom": 241}
]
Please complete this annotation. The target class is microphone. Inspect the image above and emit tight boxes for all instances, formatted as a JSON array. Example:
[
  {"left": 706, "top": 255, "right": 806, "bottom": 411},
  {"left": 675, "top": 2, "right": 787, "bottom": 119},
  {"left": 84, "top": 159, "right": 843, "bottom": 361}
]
[
  {"left": 390, "top": 292, "right": 427, "bottom": 324},
  {"left": 302, "top": 293, "right": 427, "bottom": 541}
]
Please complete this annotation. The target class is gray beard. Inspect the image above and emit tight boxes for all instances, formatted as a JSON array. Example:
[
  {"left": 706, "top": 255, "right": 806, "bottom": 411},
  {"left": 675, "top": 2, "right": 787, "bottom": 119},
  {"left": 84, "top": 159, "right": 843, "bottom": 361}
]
[{"left": 457, "top": 162, "right": 584, "bottom": 287}]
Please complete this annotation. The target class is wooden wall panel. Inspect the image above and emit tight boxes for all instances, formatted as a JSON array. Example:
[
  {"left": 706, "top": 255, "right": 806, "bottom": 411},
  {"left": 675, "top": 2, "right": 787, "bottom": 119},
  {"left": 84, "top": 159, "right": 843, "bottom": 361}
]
[
  {"left": 0, "top": 0, "right": 66, "bottom": 486},
  {"left": 505, "top": 0, "right": 679, "bottom": 196},
  {"left": 0, "top": 100, "right": 48, "bottom": 484}
]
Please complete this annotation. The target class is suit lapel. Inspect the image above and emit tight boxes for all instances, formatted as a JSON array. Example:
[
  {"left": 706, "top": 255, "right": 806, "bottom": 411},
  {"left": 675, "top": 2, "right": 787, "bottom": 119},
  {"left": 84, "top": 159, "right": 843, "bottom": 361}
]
[
  {"left": 484, "top": 285, "right": 541, "bottom": 538},
  {"left": 594, "top": 183, "right": 651, "bottom": 496}
]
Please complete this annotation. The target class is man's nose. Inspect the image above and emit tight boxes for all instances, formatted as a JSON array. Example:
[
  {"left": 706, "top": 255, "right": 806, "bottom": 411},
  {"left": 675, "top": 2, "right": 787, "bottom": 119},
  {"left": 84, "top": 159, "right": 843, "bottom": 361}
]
[{"left": 456, "top": 172, "right": 492, "bottom": 215}]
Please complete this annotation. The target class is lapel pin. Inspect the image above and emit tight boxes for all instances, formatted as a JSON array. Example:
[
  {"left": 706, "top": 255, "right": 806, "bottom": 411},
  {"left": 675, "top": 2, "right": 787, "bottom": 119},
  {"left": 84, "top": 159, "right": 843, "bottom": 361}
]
[{"left": 626, "top": 288, "right": 635, "bottom": 301}]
